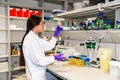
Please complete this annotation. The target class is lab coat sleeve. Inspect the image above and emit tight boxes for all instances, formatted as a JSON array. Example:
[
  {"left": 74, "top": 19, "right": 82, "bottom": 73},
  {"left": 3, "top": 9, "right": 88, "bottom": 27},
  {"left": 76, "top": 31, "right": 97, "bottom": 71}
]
[
  {"left": 42, "top": 37, "right": 57, "bottom": 51},
  {"left": 23, "top": 40, "right": 55, "bottom": 67}
]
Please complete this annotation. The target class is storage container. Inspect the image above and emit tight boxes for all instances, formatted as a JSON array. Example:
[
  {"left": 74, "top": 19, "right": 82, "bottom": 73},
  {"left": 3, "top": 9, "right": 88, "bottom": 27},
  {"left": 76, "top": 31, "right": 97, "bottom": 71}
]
[
  {"left": 16, "top": 8, "right": 23, "bottom": 17},
  {"left": 23, "top": 9, "right": 29, "bottom": 18},
  {"left": 29, "top": 10, "right": 35, "bottom": 17},
  {"left": 109, "top": 61, "right": 120, "bottom": 80},
  {"left": 9, "top": 7, "right": 16, "bottom": 17},
  {"left": 98, "top": 48, "right": 112, "bottom": 72},
  {"left": 35, "top": 11, "right": 41, "bottom": 16}
]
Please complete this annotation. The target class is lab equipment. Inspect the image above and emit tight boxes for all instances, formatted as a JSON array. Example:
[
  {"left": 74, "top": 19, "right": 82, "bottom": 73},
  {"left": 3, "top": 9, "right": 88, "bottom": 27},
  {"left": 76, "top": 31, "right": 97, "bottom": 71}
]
[
  {"left": 75, "top": 59, "right": 84, "bottom": 67},
  {"left": 53, "top": 25, "right": 62, "bottom": 37},
  {"left": 85, "top": 39, "right": 96, "bottom": 61},
  {"left": 98, "top": 48, "right": 112, "bottom": 72},
  {"left": 102, "top": 18, "right": 111, "bottom": 29},
  {"left": 68, "top": 58, "right": 77, "bottom": 65},
  {"left": 115, "top": 20, "right": 120, "bottom": 29},
  {"left": 79, "top": 21, "right": 86, "bottom": 30},
  {"left": 68, "top": 58, "right": 84, "bottom": 67},
  {"left": 96, "top": 12, "right": 104, "bottom": 29},
  {"left": 80, "top": 43, "right": 86, "bottom": 55},
  {"left": 91, "top": 20, "right": 96, "bottom": 30},
  {"left": 85, "top": 58, "right": 90, "bottom": 67},
  {"left": 54, "top": 54, "right": 64, "bottom": 61},
  {"left": 109, "top": 61, "right": 120, "bottom": 80},
  {"left": 87, "top": 22, "right": 92, "bottom": 30}
]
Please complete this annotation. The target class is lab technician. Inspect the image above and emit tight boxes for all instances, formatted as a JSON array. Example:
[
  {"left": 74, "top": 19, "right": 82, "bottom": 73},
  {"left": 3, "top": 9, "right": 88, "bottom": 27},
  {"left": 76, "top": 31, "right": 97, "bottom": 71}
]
[{"left": 21, "top": 15, "right": 63, "bottom": 80}]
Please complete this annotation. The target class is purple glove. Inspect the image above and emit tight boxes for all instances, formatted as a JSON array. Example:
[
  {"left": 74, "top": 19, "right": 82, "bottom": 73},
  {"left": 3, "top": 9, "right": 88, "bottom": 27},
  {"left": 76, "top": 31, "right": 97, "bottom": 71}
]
[
  {"left": 53, "top": 25, "right": 62, "bottom": 37},
  {"left": 54, "top": 54, "right": 64, "bottom": 61}
]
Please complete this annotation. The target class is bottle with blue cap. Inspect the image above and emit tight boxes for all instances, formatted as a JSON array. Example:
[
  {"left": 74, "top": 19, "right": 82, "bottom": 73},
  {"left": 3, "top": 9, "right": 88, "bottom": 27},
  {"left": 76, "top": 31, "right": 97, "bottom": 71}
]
[
  {"left": 103, "top": 18, "right": 111, "bottom": 29},
  {"left": 85, "top": 57, "right": 90, "bottom": 67},
  {"left": 91, "top": 20, "right": 96, "bottom": 30},
  {"left": 115, "top": 20, "right": 120, "bottom": 29},
  {"left": 96, "top": 12, "right": 104, "bottom": 29}
]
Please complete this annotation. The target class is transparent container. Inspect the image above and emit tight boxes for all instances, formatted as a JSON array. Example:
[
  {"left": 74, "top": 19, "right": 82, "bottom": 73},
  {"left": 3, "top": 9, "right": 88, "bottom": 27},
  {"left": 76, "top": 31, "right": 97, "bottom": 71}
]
[
  {"left": 98, "top": 48, "right": 112, "bottom": 72},
  {"left": 109, "top": 61, "right": 120, "bottom": 80}
]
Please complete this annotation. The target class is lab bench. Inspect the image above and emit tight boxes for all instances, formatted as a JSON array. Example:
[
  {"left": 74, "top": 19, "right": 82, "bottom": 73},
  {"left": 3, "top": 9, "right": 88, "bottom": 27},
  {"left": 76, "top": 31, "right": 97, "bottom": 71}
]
[{"left": 47, "top": 61, "right": 114, "bottom": 80}]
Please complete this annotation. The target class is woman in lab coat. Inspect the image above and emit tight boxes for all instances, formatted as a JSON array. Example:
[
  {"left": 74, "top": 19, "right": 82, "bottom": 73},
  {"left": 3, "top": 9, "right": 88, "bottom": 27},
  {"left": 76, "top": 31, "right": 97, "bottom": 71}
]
[{"left": 21, "top": 15, "right": 62, "bottom": 80}]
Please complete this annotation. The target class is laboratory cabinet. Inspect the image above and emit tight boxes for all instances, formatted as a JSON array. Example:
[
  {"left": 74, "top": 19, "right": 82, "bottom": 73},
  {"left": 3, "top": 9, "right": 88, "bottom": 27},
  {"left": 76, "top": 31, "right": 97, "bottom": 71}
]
[
  {"left": 0, "top": 3, "right": 9, "bottom": 80},
  {"left": 0, "top": 0, "right": 43, "bottom": 80}
]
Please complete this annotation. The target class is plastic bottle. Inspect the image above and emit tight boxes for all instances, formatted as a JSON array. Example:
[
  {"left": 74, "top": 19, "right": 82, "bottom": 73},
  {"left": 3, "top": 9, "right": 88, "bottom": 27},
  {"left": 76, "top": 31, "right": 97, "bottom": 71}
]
[
  {"left": 106, "top": 21, "right": 111, "bottom": 29},
  {"left": 99, "top": 48, "right": 112, "bottom": 72},
  {"left": 115, "top": 20, "right": 120, "bottom": 29},
  {"left": 91, "top": 20, "right": 96, "bottom": 30},
  {"left": 85, "top": 58, "right": 90, "bottom": 67},
  {"left": 87, "top": 22, "right": 92, "bottom": 30},
  {"left": 96, "top": 12, "right": 104, "bottom": 29},
  {"left": 79, "top": 23, "right": 84, "bottom": 30},
  {"left": 103, "top": 18, "right": 111, "bottom": 29}
]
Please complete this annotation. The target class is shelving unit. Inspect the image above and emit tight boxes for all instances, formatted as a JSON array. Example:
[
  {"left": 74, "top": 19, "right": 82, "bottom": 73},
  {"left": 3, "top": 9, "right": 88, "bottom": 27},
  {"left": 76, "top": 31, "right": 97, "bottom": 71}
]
[
  {"left": 10, "top": 16, "right": 28, "bottom": 20},
  {"left": 57, "top": 1, "right": 120, "bottom": 18},
  {"left": 0, "top": 55, "right": 9, "bottom": 58},
  {"left": 11, "top": 55, "right": 20, "bottom": 57},
  {"left": 12, "top": 66, "right": 25, "bottom": 71},
  {"left": 0, "top": 62, "right": 9, "bottom": 73},
  {"left": 0, "top": 0, "right": 43, "bottom": 80},
  {"left": 0, "top": 1, "right": 10, "bottom": 80}
]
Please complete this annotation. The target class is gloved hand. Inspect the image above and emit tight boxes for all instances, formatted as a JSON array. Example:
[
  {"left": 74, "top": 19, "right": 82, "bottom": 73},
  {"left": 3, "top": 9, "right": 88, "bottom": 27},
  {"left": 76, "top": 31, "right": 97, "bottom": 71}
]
[
  {"left": 54, "top": 54, "right": 64, "bottom": 61},
  {"left": 53, "top": 25, "right": 62, "bottom": 37}
]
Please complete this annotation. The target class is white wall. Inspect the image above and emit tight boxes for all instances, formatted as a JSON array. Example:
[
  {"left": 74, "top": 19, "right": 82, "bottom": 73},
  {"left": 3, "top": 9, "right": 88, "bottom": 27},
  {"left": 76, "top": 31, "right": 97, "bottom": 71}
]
[{"left": 44, "top": 2, "right": 63, "bottom": 11}]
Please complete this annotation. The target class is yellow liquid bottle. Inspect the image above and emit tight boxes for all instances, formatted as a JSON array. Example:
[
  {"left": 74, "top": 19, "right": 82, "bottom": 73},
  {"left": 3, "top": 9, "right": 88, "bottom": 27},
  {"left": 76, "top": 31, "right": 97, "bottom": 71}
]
[{"left": 99, "top": 48, "right": 112, "bottom": 72}]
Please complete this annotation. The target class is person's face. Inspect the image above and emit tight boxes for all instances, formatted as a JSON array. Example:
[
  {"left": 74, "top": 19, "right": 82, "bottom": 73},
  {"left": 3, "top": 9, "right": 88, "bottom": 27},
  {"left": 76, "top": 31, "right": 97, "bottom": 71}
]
[{"left": 37, "top": 21, "right": 45, "bottom": 33}]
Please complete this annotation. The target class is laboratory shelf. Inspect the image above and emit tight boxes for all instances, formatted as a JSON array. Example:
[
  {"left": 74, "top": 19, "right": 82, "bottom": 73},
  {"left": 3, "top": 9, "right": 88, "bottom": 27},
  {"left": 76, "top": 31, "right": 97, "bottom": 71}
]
[
  {"left": 11, "top": 55, "right": 20, "bottom": 57},
  {"left": 10, "top": 17, "right": 28, "bottom": 20},
  {"left": 0, "top": 2, "right": 43, "bottom": 10},
  {"left": 0, "top": 42, "right": 9, "bottom": 44},
  {"left": 0, "top": 15, "right": 7, "bottom": 18},
  {"left": 0, "top": 55, "right": 9, "bottom": 58},
  {"left": 10, "top": 29, "right": 26, "bottom": 31},
  {"left": 0, "top": 62, "right": 9, "bottom": 73},
  {"left": 57, "top": 1, "right": 120, "bottom": 18},
  {"left": 0, "top": 69, "right": 9, "bottom": 73},
  {"left": 12, "top": 66, "right": 25, "bottom": 71},
  {"left": 0, "top": 29, "right": 8, "bottom": 31},
  {"left": 10, "top": 41, "right": 22, "bottom": 43}
]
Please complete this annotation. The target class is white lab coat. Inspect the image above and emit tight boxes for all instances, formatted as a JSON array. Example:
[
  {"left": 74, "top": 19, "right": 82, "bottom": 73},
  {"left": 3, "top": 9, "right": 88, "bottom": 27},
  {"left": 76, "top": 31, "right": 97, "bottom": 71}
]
[{"left": 23, "top": 31, "right": 57, "bottom": 80}]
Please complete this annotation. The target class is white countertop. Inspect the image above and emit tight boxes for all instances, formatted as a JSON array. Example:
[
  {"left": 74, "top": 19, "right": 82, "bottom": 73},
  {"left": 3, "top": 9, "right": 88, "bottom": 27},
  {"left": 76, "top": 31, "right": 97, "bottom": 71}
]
[{"left": 47, "top": 61, "right": 114, "bottom": 80}]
